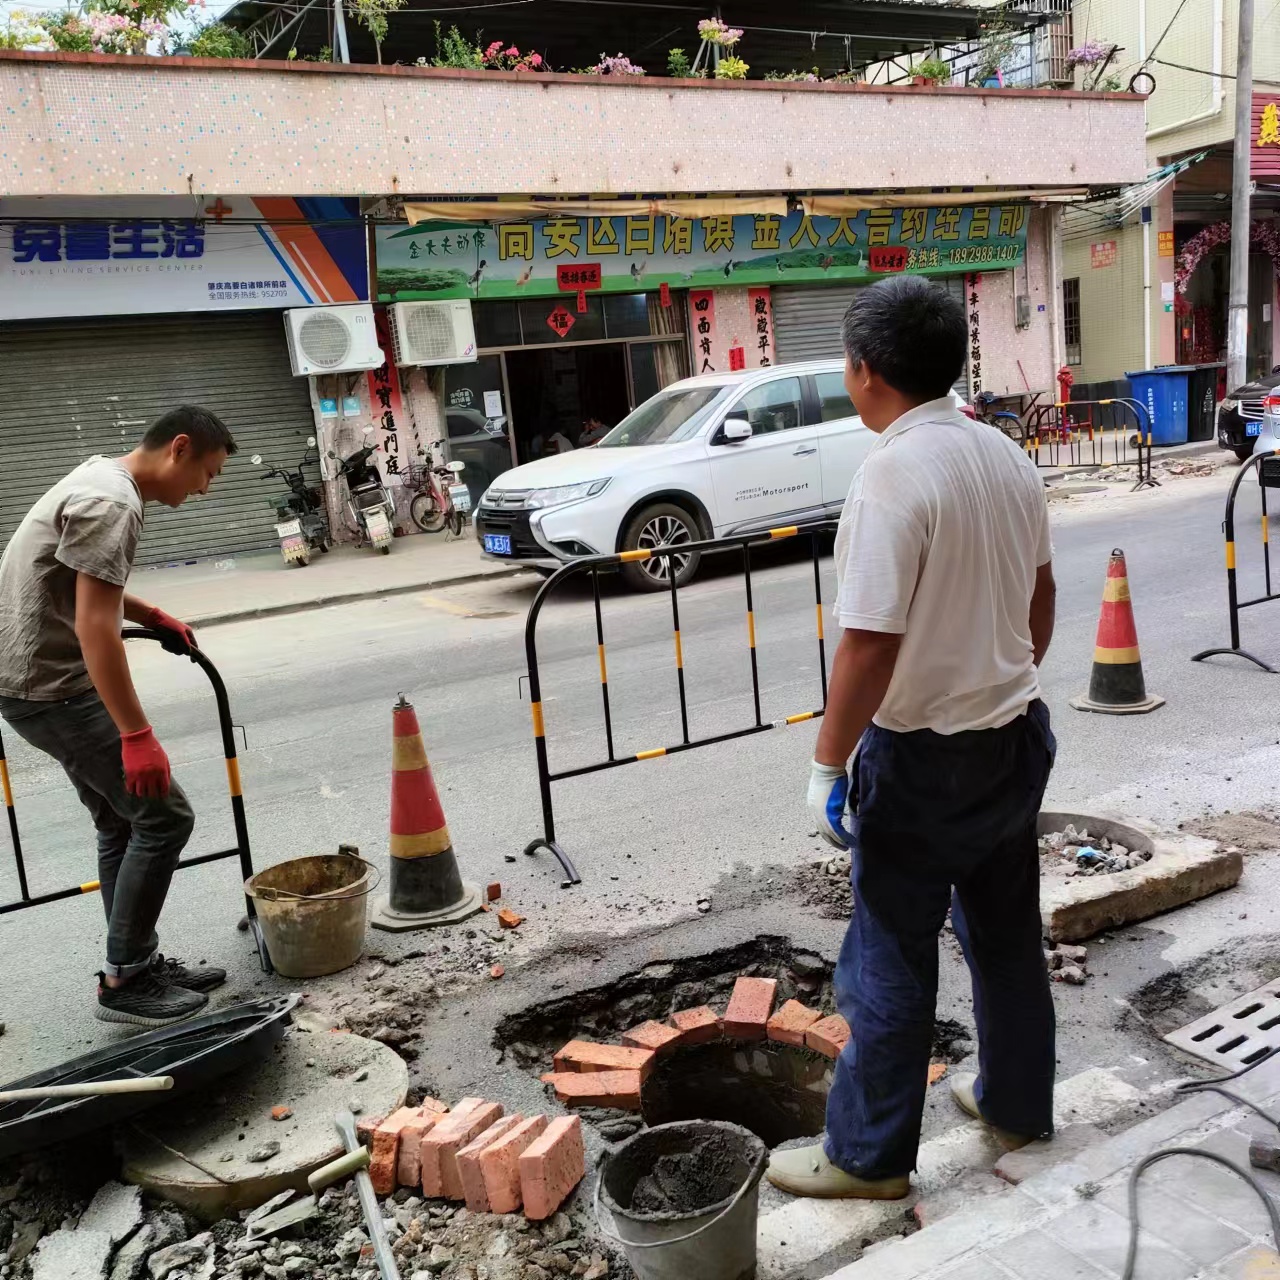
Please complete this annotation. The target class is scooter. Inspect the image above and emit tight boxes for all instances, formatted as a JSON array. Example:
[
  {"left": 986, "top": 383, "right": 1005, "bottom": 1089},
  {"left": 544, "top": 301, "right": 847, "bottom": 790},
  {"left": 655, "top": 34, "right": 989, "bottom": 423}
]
[
  {"left": 332, "top": 435, "right": 396, "bottom": 555},
  {"left": 252, "top": 436, "right": 331, "bottom": 568}
]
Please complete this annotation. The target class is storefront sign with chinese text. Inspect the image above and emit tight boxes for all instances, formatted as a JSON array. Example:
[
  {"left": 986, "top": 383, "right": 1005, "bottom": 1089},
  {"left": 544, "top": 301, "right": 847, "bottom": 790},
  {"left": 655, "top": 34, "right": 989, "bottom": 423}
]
[
  {"left": 747, "top": 288, "right": 774, "bottom": 368},
  {"left": 0, "top": 197, "right": 368, "bottom": 321},
  {"left": 367, "top": 310, "right": 408, "bottom": 488},
  {"left": 376, "top": 206, "right": 1029, "bottom": 303},
  {"left": 689, "top": 290, "right": 718, "bottom": 374},
  {"left": 967, "top": 274, "right": 981, "bottom": 399},
  {"left": 1254, "top": 94, "right": 1280, "bottom": 178},
  {"left": 1158, "top": 230, "right": 1175, "bottom": 258}
]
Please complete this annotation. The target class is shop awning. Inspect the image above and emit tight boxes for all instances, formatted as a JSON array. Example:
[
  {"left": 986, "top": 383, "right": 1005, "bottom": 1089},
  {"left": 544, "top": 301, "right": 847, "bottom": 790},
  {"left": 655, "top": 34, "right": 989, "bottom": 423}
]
[
  {"left": 403, "top": 197, "right": 790, "bottom": 224},
  {"left": 802, "top": 190, "right": 1089, "bottom": 213}
]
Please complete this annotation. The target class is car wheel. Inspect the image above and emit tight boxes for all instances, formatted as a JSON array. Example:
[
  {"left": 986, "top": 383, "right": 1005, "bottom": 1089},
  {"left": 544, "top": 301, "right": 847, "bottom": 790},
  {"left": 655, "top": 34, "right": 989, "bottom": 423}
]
[
  {"left": 619, "top": 503, "right": 702, "bottom": 592},
  {"left": 1234, "top": 445, "right": 1256, "bottom": 463}
]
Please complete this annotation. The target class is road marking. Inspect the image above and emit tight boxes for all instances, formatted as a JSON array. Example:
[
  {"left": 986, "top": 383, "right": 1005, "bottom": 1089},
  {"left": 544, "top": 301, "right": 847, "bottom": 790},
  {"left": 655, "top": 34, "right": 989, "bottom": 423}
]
[{"left": 417, "top": 594, "right": 513, "bottom": 619}]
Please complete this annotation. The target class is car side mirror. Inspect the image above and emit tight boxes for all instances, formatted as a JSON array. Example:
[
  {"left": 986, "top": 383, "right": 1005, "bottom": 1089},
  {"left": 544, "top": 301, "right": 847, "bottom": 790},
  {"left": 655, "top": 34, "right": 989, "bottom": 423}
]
[
  {"left": 721, "top": 418, "right": 753, "bottom": 443},
  {"left": 251, "top": 454, "right": 263, "bottom": 466}
]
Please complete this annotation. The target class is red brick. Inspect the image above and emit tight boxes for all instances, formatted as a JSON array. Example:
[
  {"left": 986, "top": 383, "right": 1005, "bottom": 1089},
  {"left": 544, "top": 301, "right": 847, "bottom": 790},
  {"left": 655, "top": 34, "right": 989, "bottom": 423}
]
[
  {"left": 477, "top": 1116, "right": 549, "bottom": 1214},
  {"left": 456, "top": 1115, "right": 525, "bottom": 1213},
  {"left": 417, "top": 1098, "right": 483, "bottom": 1197},
  {"left": 669, "top": 1005, "right": 723, "bottom": 1046},
  {"left": 498, "top": 908, "right": 524, "bottom": 929},
  {"left": 723, "top": 977, "right": 778, "bottom": 1041},
  {"left": 356, "top": 1113, "right": 386, "bottom": 1147},
  {"left": 396, "top": 1103, "right": 448, "bottom": 1188},
  {"left": 621, "top": 1020, "right": 683, "bottom": 1056},
  {"left": 806, "top": 1013, "right": 851, "bottom": 1059},
  {"left": 486, "top": 881, "right": 502, "bottom": 902},
  {"left": 767, "top": 999, "right": 822, "bottom": 1048},
  {"left": 552, "top": 1039, "right": 655, "bottom": 1081},
  {"left": 519, "top": 1116, "right": 585, "bottom": 1220},
  {"left": 270, "top": 1105, "right": 292, "bottom": 1122},
  {"left": 369, "top": 1106, "right": 419, "bottom": 1195},
  {"left": 423, "top": 1101, "right": 504, "bottom": 1200},
  {"left": 540, "top": 1070, "right": 642, "bottom": 1111}
]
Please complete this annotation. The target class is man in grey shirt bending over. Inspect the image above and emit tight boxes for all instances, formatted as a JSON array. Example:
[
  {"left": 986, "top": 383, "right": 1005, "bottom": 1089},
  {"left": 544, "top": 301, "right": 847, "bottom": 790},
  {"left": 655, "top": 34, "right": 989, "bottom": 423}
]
[{"left": 0, "top": 406, "right": 237, "bottom": 1027}]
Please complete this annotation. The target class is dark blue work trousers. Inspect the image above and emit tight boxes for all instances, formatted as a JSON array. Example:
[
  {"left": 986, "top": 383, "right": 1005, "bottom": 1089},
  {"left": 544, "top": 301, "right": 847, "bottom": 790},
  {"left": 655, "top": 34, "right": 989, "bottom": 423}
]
[{"left": 824, "top": 700, "right": 1057, "bottom": 1180}]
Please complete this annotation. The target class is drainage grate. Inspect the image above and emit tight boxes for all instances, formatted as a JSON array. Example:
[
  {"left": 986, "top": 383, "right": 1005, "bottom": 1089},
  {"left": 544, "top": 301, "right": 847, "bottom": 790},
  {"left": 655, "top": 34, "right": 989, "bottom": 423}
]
[{"left": 1165, "top": 978, "right": 1280, "bottom": 1068}]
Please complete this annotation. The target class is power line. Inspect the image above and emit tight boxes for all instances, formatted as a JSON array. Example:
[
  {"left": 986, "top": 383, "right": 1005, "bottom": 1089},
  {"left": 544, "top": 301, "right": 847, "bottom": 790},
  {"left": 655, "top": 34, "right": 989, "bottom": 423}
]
[
  {"left": 1143, "top": 0, "right": 1194, "bottom": 66},
  {"left": 1154, "top": 56, "right": 1280, "bottom": 89}
]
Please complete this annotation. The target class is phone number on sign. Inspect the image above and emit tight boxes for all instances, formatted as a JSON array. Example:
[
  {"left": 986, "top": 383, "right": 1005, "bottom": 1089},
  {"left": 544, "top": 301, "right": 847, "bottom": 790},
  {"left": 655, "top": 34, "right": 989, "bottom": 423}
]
[{"left": 945, "top": 244, "right": 1022, "bottom": 265}]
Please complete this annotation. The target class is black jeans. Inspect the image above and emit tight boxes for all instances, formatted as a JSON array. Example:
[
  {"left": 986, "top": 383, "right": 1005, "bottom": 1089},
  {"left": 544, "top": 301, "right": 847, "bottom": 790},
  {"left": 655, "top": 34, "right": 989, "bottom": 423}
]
[
  {"left": 824, "top": 700, "right": 1057, "bottom": 1179},
  {"left": 0, "top": 690, "right": 194, "bottom": 977}
]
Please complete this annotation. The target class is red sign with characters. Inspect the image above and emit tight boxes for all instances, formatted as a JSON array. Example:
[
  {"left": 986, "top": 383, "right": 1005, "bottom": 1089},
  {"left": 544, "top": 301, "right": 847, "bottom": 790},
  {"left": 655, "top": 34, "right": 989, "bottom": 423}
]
[
  {"left": 546, "top": 306, "right": 576, "bottom": 338},
  {"left": 556, "top": 263, "right": 602, "bottom": 291},
  {"left": 869, "top": 246, "right": 909, "bottom": 274},
  {"left": 1253, "top": 93, "right": 1280, "bottom": 179}
]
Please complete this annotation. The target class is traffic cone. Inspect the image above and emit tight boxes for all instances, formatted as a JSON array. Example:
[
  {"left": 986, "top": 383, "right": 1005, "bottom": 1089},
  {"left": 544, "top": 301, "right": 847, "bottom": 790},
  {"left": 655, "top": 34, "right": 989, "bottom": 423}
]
[
  {"left": 1070, "top": 549, "right": 1165, "bottom": 715},
  {"left": 371, "top": 694, "right": 482, "bottom": 931}
]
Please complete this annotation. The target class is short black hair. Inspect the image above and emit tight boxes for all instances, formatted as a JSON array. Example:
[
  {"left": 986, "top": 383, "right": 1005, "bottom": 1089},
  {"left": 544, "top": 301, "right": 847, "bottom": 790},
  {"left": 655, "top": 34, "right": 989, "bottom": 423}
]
[
  {"left": 841, "top": 276, "right": 967, "bottom": 401},
  {"left": 142, "top": 406, "right": 238, "bottom": 457}
]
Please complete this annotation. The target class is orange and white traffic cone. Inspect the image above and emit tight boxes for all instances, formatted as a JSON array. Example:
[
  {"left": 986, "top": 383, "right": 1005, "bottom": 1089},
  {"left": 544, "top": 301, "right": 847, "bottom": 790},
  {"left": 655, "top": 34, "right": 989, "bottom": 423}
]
[
  {"left": 371, "top": 694, "right": 482, "bottom": 931},
  {"left": 1070, "top": 549, "right": 1165, "bottom": 715}
]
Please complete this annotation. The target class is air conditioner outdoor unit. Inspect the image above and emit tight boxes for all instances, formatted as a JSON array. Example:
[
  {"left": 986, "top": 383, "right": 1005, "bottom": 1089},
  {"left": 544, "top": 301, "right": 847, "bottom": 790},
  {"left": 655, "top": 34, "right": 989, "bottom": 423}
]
[
  {"left": 284, "top": 304, "right": 384, "bottom": 377},
  {"left": 389, "top": 300, "right": 478, "bottom": 367}
]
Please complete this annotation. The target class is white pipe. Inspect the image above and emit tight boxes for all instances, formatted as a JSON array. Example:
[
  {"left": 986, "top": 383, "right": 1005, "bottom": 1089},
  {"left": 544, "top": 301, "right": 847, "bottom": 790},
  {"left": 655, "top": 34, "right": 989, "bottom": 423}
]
[
  {"left": 1047, "top": 207, "right": 1064, "bottom": 373},
  {"left": 0, "top": 1076, "right": 173, "bottom": 1103},
  {"left": 1146, "top": 0, "right": 1224, "bottom": 139},
  {"left": 1143, "top": 218, "right": 1153, "bottom": 368}
]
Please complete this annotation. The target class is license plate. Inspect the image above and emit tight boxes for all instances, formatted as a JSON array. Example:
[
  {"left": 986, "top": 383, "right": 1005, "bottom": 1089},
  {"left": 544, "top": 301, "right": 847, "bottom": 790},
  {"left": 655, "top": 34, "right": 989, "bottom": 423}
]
[
  {"left": 449, "top": 484, "right": 472, "bottom": 514},
  {"left": 276, "top": 519, "right": 302, "bottom": 538},
  {"left": 366, "top": 510, "right": 391, "bottom": 541},
  {"left": 483, "top": 533, "right": 512, "bottom": 555},
  {"left": 1247, "top": 421, "right": 1262, "bottom": 437}
]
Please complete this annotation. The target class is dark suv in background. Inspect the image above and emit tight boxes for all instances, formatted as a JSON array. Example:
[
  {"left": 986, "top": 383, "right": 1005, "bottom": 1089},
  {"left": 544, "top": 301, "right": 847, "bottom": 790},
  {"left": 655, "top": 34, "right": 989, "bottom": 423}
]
[{"left": 1218, "top": 367, "right": 1280, "bottom": 461}]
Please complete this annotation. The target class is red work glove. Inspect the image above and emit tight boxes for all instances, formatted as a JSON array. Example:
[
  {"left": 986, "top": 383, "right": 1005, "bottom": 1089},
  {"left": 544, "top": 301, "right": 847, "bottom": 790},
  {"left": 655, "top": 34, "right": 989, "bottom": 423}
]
[
  {"left": 121, "top": 728, "right": 172, "bottom": 800},
  {"left": 142, "top": 606, "right": 198, "bottom": 653}
]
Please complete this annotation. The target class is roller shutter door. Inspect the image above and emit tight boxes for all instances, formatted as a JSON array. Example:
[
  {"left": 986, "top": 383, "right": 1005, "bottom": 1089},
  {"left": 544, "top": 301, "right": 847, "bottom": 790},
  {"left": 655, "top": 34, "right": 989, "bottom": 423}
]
[
  {"left": 772, "top": 277, "right": 971, "bottom": 398},
  {"left": 0, "top": 312, "right": 316, "bottom": 565}
]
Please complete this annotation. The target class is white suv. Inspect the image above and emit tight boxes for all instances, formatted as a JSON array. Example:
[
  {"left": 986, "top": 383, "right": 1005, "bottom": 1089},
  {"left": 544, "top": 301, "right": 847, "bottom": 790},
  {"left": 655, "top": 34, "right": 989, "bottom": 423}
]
[{"left": 475, "top": 359, "right": 966, "bottom": 591}]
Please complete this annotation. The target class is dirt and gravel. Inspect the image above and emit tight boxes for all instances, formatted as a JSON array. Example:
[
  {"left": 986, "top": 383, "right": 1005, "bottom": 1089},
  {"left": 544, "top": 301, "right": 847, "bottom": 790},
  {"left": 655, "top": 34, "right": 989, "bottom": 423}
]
[{"left": 1177, "top": 809, "right": 1280, "bottom": 855}]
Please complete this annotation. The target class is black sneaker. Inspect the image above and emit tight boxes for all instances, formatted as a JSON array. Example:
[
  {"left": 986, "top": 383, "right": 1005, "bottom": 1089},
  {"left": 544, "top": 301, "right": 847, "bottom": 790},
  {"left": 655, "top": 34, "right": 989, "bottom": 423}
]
[
  {"left": 152, "top": 953, "right": 227, "bottom": 994},
  {"left": 95, "top": 969, "right": 208, "bottom": 1027}
]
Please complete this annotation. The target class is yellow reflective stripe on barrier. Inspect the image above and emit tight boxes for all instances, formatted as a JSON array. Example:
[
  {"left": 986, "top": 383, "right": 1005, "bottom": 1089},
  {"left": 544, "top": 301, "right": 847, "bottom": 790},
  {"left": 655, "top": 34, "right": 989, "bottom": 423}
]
[
  {"left": 531, "top": 701, "right": 545, "bottom": 738},
  {"left": 1102, "top": 578, "right": 1132, "bottom": 604},
  {"left": 769, "top": 526, "right": 799, "bottom": 539},
  {"left": 81, "top": 880, "right": 100, "bottom": 894},
  {"left": 619, "top": 549, "right": 651, "bottom": 563},
  {"left": 1263, "top": 515, "right": 1270, "bottom": 545},
  {"left": 1094, "top": 646, "right": 1141, "bottom": 665},
  {"left": 636, "top": 747, "right": 667, "bottom": 761},
  {"left": 815, "top": 603, "right": 825, "bottom": 641},
  {"left": 0, "top": 759, "right": 12, "bottom": 809},
  {"left": 1226, "top": 541, "right": 1237, "bottom": 571},
  {"left": 673, "top": 630, "right": 684, "bottom": 669},
  {"left": 785, "top": 712, "right": 816, "bottom": 724},
  {"left": 746, "top": 611, "right": 757, "bottom": 648},
  {"left": 598, "top": 644, "right": 608, "bottom": 684},
  {"left": 1098, "top": 398, "right": 1113, "bottom": 405},
  {"left": 225, "top": 758, "right": 242, "bottom": 798}
]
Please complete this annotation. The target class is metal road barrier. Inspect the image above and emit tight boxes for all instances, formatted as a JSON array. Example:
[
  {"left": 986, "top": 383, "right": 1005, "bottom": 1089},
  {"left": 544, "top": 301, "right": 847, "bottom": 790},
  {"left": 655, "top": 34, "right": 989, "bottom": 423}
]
[
  {"left": 1192, "top": 452, "right": 1280, "bottom": 674},
  {"left": 1021, "top": 398, "right": 1157, "bottom": 492},
  {"left": 0, "top": 628, "right": 272, "bottom": 971},
  {"left": 521, "top": 522, "right": 837, "bottom": 887}
]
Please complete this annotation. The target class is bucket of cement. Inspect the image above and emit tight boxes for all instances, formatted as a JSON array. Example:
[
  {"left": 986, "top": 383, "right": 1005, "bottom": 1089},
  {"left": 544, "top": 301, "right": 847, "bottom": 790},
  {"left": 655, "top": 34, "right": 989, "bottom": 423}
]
[
  {"left": 246, "top": 853, "right": 375, "bottom": 978},
  {"left": 595, "top": 1120, "right": 767, "bottom": 1280}
]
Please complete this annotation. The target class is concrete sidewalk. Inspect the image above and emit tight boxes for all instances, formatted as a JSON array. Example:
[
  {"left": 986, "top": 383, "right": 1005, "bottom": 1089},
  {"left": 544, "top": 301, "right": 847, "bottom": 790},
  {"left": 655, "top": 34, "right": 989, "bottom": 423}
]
[{"left": 132, "top": 533, "right": 533, "bottom": 629}]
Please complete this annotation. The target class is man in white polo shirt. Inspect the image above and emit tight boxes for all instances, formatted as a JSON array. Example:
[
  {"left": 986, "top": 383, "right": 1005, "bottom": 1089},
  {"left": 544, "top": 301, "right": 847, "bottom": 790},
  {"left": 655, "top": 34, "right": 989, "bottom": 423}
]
[{"left": 768, "top": 276, "right": 1058, "bottom": 1200}]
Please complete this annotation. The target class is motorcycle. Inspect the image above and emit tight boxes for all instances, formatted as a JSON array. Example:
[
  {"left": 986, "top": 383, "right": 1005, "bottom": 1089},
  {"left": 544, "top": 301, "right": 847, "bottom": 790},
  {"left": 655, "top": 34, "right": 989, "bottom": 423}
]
[
  {"left": 251, "top": 436, "right": 330, "bottom": 568},
  {"left": 331, "top": 433, "right": 396, "bottom": 555}
]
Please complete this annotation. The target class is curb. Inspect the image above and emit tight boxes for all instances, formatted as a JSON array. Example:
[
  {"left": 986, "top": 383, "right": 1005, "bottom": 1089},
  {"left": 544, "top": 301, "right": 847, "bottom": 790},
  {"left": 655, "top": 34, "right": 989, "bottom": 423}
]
[{"left": 185, "top": 565, "right": 535, "bottom": 630}]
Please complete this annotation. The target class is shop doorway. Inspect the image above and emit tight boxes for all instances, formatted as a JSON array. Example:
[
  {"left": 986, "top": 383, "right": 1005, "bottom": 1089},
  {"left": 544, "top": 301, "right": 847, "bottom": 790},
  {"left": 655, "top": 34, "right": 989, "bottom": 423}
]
[{"left": 505, "top": 344, "right": 633, "bottom": 463}]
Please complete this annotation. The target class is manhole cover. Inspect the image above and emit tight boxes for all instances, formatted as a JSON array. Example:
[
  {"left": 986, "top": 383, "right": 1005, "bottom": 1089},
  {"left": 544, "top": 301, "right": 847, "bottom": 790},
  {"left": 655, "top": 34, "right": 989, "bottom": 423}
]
[{"left": 1165, "top": 977, "right": 1280, "bottom": 1068}]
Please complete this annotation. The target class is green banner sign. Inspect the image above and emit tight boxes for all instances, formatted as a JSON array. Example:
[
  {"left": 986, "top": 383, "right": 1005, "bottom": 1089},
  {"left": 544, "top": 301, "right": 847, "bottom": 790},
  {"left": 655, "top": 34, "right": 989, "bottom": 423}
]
[{"left": 375, "top": 206, "right": 1028, "bottom": 302}]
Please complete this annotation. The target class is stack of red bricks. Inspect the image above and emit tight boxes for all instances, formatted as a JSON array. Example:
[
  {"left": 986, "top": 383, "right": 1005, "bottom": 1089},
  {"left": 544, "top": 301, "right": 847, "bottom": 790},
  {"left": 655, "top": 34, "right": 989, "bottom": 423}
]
[
  {"left": 540, "top": 976, "right": 851, "bottom": 1111},
  {"left": 360, "top": 1096, "right": 585, "bottom": 1220}
]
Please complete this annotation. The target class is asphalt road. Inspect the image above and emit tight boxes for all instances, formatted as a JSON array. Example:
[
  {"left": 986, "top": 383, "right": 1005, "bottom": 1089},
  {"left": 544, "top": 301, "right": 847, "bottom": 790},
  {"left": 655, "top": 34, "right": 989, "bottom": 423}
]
[{"left": 3, "top": 465, "right": 1278, "bottom": 1081}]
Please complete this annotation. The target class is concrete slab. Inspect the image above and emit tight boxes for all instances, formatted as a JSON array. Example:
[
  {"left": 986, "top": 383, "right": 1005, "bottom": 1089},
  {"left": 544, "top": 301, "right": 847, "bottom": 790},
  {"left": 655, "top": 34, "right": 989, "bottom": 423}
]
[
  {"left": 78, "top": 1181, "right": 143, "bottom": 1244},
  {"left": 120, "top": 1029, "right": 407, "bottom": 1221},
  {"left": 1039, "top": 812, "right": 1241, "bottom": 943},
  {"left": 30, "top": 1228, "right": 113, "bottom": 1280}
]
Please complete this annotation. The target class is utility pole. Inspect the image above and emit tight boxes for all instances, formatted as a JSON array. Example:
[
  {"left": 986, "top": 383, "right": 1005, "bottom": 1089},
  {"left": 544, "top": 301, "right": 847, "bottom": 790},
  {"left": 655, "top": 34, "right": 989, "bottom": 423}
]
[
  {"left": 1227, "top": 0, "right": 1255, "bottom": 390},
  {"left": 333, "top": 0, "right": 351, "bottom": 62}
]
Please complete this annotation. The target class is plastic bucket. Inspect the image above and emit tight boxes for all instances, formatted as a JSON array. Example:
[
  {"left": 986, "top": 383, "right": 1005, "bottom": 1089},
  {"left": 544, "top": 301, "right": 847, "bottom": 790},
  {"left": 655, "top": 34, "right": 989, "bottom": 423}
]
[
  {"left": 245, "top": 854, "right": 376, "bottom": 978},
  {"left": 595, "top": 1120, "right": 768, "bottom": 1280}
]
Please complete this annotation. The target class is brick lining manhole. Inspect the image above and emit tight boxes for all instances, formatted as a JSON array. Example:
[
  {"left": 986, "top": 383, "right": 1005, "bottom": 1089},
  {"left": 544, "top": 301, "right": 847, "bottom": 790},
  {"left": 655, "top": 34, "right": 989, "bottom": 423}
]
[
  {"left": 1165, "top": 977, "right": 1280, "bottom": 1069},
  {"left": 495, "top": 937, "right": 973, "bottom": 1146}
]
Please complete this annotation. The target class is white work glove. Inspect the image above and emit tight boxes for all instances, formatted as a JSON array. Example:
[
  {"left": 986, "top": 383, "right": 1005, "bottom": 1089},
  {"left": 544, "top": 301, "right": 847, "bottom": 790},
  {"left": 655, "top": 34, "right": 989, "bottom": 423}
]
[{"left": 808, "top": 759, "right": 854, "bottom": 850}]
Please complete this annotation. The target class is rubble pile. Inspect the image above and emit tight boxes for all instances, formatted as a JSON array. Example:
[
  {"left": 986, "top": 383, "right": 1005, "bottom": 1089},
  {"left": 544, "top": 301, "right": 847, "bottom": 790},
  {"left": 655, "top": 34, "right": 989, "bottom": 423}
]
[
  {"left": 1038, "top": 824, "right": 1152, "bottom": 879},
  {"left": 1044, "top": 943, "right": 1089, "bottom": 986}
]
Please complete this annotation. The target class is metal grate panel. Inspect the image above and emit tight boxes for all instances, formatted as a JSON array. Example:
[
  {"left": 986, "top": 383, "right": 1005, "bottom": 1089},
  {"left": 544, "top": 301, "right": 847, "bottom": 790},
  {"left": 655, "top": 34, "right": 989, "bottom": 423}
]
[{"left": 1165, "top": 978, "right": 1280, "bottom": 1068}]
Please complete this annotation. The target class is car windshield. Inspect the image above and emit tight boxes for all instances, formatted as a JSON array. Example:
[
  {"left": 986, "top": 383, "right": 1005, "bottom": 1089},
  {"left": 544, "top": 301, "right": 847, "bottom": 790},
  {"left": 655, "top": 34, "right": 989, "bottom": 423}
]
[{"left": 597, "top": 385, "right": 728, "bottom": 448}]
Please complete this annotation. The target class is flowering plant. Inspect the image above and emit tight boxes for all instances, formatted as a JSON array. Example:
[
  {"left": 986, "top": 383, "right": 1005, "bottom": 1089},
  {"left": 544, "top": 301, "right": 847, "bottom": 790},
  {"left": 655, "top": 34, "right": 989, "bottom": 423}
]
[
  {"left": 481, "top": 40, "right": 544, "bottom": 71},
  {"left": 1175, "top": 219, "right": 1280, "bottom": 294},
  {"left": 590, "top": 52, "right": 646, "bottom": 75},
  {"left": 715, "top": 55, "right": 748, "bottom": 79},
  {"left": 697, "top": 17, "right": 742, "bottom": 47},
  {"left": 0, "top": 8, "right": 56, "bottom": 48},
  {"left": 1066, "top": 39, "right": 1114, "bottom": 68}
]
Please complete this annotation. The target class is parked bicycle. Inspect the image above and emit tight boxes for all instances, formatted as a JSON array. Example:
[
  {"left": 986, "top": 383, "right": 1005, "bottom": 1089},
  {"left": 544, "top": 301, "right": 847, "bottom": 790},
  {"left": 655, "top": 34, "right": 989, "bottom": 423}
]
[
  {"left": 973, "top": 391, "right": 1029, "bottom": 443},
  {"left": 405, "top": 440, "right": 470, "bottom": 537}
]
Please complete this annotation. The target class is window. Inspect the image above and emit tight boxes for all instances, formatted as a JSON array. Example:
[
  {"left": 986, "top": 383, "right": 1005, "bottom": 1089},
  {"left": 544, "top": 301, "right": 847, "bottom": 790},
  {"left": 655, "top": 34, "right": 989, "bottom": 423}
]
[
  {"left": 1063, "top": 277, "right": 1082, "bottom": 366},
  {"left": 732, "top": 376, "right": 804, "bottom": 435},
  {"left": 813, "top": 371, "right": 857, "bottom": 423}
]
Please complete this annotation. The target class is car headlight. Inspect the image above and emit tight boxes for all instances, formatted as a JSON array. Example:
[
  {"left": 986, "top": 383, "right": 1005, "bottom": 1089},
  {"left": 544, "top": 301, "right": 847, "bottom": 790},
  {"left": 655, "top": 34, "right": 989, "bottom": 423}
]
[
  {"left": 525, "top": 479, "right": 610, "bottom": 509},
  {"left": 1221, "top": 398, "right": 1239, "bottom": 413}
]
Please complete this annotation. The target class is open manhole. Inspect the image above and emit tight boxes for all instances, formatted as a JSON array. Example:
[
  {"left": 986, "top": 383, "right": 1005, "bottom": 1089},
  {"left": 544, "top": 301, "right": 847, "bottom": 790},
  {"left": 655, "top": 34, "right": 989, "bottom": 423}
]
[{"left": 495, "top": 937, "right": 973, "bottom": 1145}]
